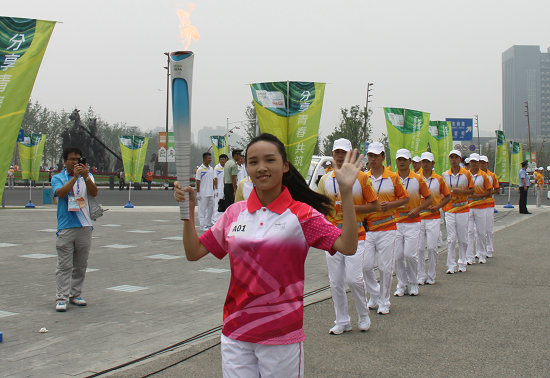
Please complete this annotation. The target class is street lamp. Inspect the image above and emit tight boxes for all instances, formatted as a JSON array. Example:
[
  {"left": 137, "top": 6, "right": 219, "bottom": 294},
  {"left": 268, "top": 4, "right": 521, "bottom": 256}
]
[
  {"left": 163, "top": 52, "right": 170, "bottom": 180},
  {"left": 364, "top": 83, "right": 373, "bottom": 141},
  {"left": 474, "top": 114, "right": 480, "bottom": 154}
]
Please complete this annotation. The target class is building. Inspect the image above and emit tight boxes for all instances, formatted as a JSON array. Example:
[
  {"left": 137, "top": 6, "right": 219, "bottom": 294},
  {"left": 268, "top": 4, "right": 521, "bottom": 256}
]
[
  {"left": 502, "top": 45, "right": 550, "bottom": 141},
  {"left": 197, "top": 126, "right": 226, "bottom": 148}
]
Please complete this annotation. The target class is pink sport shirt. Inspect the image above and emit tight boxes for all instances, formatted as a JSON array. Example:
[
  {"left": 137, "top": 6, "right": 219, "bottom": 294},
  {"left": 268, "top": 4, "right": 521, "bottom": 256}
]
[{"left": 200, "top": 186, "right": 341, "bottom": 345}]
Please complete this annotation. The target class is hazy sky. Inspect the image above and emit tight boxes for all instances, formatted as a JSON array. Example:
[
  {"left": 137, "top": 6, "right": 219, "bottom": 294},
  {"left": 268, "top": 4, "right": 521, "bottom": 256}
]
[{"left": 4, "top": 0, "right": 550, "bottom": 143}]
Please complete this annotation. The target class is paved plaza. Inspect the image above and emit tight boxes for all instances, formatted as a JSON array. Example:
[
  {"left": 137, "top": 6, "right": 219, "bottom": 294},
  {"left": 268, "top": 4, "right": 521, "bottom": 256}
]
[{"left": 0, "top": 200, "right": 549, "bottom": 377}]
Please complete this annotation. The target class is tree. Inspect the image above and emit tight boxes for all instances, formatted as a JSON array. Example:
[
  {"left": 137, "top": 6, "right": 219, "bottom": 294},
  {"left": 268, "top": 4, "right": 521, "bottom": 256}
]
[
  {"left": 322, "top": 105, "right": 372, "bottom": 155},
  {"left": 236, "top": 101, "right": 258, "bottom": 149}
]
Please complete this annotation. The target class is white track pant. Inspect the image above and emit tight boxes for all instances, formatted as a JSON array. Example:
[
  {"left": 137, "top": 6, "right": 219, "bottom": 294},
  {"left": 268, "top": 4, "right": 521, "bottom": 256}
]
[
  {"left": 445, "top": 211, "right": 469, "bottom": 271},
  {"left": 325, "top": 240, "right": 369, "bottom": 326},
  {"left": 221, "top": 334, "right": 304, "bottom": 378},
  {"left": 363, "top": 230, "right": 396, "bottom": 308},
  {"left": 395, "top": 222, "right": 420, "bottom": 289},
  {"left": 212, "top": 191, "right": 224, "bottom": 223},
  {"left": 485, "top": 207, "right": 494, "bottom": 257},
  {"left": 418, "top": 218, "right": 441, "bottom": 282},
  {"left": 536, "top": 186, "right": 542, "bottom": 207},
  {"left": 198, "top": 195, "right": 214, "bottom": 229},
  {"left": 466, "top": 207, "right": 487, "bottom": 261}
]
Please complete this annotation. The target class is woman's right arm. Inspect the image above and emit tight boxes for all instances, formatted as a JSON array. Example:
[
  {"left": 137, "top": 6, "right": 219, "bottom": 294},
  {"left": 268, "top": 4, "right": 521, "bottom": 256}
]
[{"left": 174, "top": 182, "right": 209, "bottom": 261}]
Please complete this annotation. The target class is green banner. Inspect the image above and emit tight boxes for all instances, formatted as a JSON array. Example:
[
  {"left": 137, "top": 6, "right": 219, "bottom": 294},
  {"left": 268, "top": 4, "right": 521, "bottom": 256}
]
[
  {"left": 494, "top": 130, "right": 510, "bottom": 183},
  {"left": 0, "top": 17, "right": 55, "bottom": 202},
  {"left": 119, "top": 136, "right": 149, "bottom": 182},
  {"left": 251, "top": 81, "right": 325, "bottom": 178},
  {"left": 210, "top": 135, "right": 228, "bottom": 165},
  {"left": 384, "top": 107, "right": 430, "bottom": 169},
  {"left": 18, "top": 133, "right": 46, "bottom": 180},
  {"left": 510, "top": 141, "right": 522, "bottom": 186},
  {"left": 428, "top": 121, "right": 453, "bottom": 175}
]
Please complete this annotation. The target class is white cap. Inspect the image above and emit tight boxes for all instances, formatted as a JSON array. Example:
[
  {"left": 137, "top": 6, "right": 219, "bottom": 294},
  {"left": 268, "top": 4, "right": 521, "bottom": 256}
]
[
  {"left": 547, "top": 166, "right": 550, "bottom": 171},
  {"left": 396, "top": 149, "right": 411, "bottom": 159},
  {"left": 538, "top": 166, "right": 544, "bottom": 170},
  {"left": 367, "top": 142, "right": 385, "bottom": 155},
  {"left": 479, "top": 155, "right": 489, "bottom": 162},
  {"left": 412, "top": 156, "right": 421, "bottom": 162},
  {"left": 465, "top": 157, "right": 470, "bottom": 164},
  {"left": 421, "top": 152, "right": 434, "bottom": 162},
  {"left": 449, "top": 149, "right": 461, "bottom": 157},
  {"left": 332, "top": 138, "right": 352, "bottom": 152},
  {"left": 469, "top": 153, "right": 480, "bottom": 161}
]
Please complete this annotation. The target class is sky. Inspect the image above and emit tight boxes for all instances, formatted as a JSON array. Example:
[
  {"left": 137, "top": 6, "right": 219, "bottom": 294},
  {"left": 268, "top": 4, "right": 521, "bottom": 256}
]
[{"left": 4, "top": 0, "right": 550, "bottom": 144}]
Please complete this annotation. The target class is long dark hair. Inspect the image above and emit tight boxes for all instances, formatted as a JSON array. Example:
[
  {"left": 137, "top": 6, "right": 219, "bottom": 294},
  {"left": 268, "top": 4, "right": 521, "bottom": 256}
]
[{"left": 245, "top": 133, "right": 332, "bottom": 215}]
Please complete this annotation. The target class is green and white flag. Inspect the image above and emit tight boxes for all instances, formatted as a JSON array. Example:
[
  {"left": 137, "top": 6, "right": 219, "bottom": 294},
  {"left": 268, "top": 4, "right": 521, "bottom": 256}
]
[
  {"left": 251, "top": 81, "right": 325, "bottom": 178},
  {"left": 510, "top": 141, "right": 522, "bottom": 186},
  {"left": 384, "top": 107, "right": 430, "bottom": 170},
  {"left": 428, "top": 121, "right": 452, "bottom": 175},
  {"left": 494, "top": 130, "right": 510, "bottom": 183},
  {"left": 210, "top": 135, "right": 228, "bottom": 165},
  {"left": 119, "top": 136, "right": 149, "bottom": 182},
  {"left": 0, "top": 17, "right": 55, "bottom": 202},
  {"left": 18, "top": 133, "right": 46, "bottom": 180}
]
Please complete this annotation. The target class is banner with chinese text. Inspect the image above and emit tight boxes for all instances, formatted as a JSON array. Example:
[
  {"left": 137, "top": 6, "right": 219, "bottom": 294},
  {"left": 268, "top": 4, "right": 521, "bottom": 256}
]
[
  {"left": 384, "top": 107, "right": 430, "bottom": 169},
  {"left": 251, "top": 81, "right": 325, "bottom": 178},
  {"left": 0, "top": 17, "right": 55, "bottom": 202},
  {"left": 210, "top": 135, "right": 228, "bottom": 165},
  {"left": 119, "top": 136, "right": 149, "bottom": 182},
  {"left": 18, "top": 133, "right": 46, "bottom": 180},
  {"left": 158, "top": 132, "right": 175, "bottom": 163},
  {"left": 494, "top": 130, "right": 510, "bottom": 183},
  {"left": 510, "top": 141, "right": 522, "bottom": 186},
  {"left": 428, "top": 121, "right": 452, "bottom": 175}
]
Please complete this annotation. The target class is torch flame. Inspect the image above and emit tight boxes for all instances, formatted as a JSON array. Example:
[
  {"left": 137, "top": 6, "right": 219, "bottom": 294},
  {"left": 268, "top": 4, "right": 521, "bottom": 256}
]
[{"left": 177, "top": 3, "right": 200, "bottom": 50}]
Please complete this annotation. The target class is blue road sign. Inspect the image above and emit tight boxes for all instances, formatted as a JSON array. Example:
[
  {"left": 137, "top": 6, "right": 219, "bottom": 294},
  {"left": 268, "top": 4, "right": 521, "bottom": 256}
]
[{"left": 446, "top": 118, "right": 473, "bottom": 141}]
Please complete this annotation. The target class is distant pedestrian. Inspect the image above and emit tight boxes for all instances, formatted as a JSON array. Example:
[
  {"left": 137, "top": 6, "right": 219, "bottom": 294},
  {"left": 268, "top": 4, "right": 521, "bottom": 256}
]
[
  {"left": 146, "top": 169, "right": 153, "bottom": 190},
  {"left": 118, "top": 169, "right": 125, "bottom": 190},
  {"left": 519, "top": 160, "right": 531, "bottom": 214},
  {"left": 51, "top": 147, "right": 98, "bottom": 312},
  {"left": 212, "top": 154, "right": 228, "bottom": 223},
  {"left": 535, "top": 167, "right": 544, "bottom": 208},
  {"left": 7, "top": 166, "right": 15, "bottom": 188}
]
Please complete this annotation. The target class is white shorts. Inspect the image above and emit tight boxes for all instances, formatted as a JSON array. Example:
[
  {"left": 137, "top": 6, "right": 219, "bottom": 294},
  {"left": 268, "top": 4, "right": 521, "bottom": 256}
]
[{"left": 221, "top": 334, "right": 304, "bottom": 378}]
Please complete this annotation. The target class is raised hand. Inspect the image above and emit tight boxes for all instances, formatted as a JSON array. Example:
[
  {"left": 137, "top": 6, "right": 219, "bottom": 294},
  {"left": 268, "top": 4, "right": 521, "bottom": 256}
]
[{"left": 333, "top": 149, "right": 364, "bottom": 192}]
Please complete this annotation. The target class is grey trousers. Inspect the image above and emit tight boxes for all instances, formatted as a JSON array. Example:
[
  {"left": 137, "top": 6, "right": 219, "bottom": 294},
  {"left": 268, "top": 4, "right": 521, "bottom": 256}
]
[{"left": 56, "top": 227, "right": 92, "bottom": 301}]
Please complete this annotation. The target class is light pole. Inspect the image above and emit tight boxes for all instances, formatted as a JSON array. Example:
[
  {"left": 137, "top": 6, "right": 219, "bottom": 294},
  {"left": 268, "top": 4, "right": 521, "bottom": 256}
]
[
  {"left": 525, "top": 101, "right": 533, "bottom": 163},
  {"left": 474, "top": 114, "right": 480, "bottom": 154},
  {"left": 364, "top": 83, "right": 373, "bottom": 141},
  {"left": 163, "top": 52, "right": 170, "bottom": 180}
]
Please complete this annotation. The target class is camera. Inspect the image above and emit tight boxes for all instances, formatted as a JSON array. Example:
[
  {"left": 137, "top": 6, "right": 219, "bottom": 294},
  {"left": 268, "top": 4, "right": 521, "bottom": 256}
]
[{"left": 78, "top": 157, "right": 86, "bottom": 165}]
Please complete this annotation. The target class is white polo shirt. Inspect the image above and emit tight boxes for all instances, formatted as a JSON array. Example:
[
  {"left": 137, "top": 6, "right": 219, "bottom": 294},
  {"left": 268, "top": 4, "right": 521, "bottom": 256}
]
[{"left": 195, "top": 164, "right": 215, "bottom": 197}]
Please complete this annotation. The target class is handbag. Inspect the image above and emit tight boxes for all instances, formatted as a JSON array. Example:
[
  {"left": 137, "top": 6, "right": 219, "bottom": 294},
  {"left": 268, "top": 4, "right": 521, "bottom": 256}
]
[{"left": 87, "top": 194, "right": 105, "bottom": 221}]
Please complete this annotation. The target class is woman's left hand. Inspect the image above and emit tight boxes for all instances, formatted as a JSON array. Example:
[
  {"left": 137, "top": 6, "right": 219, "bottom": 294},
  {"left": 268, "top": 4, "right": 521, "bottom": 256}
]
[{"left": 333, "top": 149, "right": 364, "bottom": 191}]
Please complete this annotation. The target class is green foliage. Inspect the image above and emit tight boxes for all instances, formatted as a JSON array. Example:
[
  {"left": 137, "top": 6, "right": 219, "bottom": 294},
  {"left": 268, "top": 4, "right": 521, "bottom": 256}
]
[
  {"left": 322, "top": 105, "right": 372, "bottom": 155},
  {"left": 236, "top": 101, "right": 258, "bottom": 149}
]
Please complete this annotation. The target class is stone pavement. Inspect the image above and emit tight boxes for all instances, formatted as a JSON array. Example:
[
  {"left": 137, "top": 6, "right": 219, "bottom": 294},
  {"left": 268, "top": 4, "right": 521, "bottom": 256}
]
[{"left": 0, "top": 205, "right": 549, "bottom": 377}]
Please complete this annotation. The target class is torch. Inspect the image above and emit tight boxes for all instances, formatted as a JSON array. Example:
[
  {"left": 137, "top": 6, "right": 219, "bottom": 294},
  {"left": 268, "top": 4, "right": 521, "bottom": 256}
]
[{"left": 170, "top": 51, "right": 194, "bottom": 220}]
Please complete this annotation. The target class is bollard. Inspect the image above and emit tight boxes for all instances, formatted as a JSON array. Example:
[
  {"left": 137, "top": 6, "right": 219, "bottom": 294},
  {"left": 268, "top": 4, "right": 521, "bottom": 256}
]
[{"left": 0, "top": 331, "right": 3, "bottom": 342}]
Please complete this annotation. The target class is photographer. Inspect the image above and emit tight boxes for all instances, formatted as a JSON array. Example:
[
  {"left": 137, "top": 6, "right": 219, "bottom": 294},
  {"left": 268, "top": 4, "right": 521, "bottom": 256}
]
[{"left": 51, "top": 147, "right": 98, "bottom": 312}]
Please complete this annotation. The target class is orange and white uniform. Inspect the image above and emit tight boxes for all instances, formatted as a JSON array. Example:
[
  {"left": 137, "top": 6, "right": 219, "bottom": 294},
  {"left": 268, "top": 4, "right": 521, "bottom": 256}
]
[
  {"left": 442, "top": 167, "right": 474, "bottom": 272},
  {"left": 418, "top": 171, "right": 450, "bottom": 284},
  {"left": 317, "top": 170, "right": 377, "bottom": 329},
  {"left": 394, "top": 171, "right": 431, "bottom": 294},
  {"left": 535, "top": 170, "right": 544, "bottom": 208},
  {"left": 466, "top": 169, "right": 493, "bottom": 264},
  {"left": 363, "top": 167, "right": 408, "bottom": 310}
]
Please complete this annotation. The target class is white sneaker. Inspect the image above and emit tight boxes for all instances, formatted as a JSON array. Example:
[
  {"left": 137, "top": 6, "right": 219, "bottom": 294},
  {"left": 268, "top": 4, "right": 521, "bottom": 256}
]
[
  {"left": 358, "top": 315, "right": 371, "bottom": 332},
  {"left": 329, "top": 324, "right": 352, "bottom": 335},
  {"left": 367, "top": 296, "right": 379, "bottom": 309},
  {"left": 479, "top": 258, "right": 487, "bottom": 264},
  {"left": 486, "top": 253, "right": 493, "bottom": 258},
  {"left": 426, "top": 279, "right": 435, "bottom": 285},
  {"left": 458, "top": 266, "right": 467, "bottom": 273},
  {"left": 377, "top": 305, "right": 390, "bottom": 315},
  {"left": 417, "top": 279, "right": 426, "bottom": 286},
  {"left": 394, "top": 287, "right": 406, "bottom": 297},
  {"left": 446, "top": 269, "right": 455, "bottom": 274},
  {"left": 69, "top": 297, "right": 87, "bottom": 306},
  {"left": 56, "top": 301, "right": 67, "bottom": 312},
  {"left": 408, "top": 284, "right": 419, "bottom": 296}
]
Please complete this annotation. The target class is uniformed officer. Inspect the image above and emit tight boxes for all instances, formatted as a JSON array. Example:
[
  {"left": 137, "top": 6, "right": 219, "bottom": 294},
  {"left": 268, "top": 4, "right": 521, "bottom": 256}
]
[{"left": 518, "top": 160, "right": 531, "bottom": 214}]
